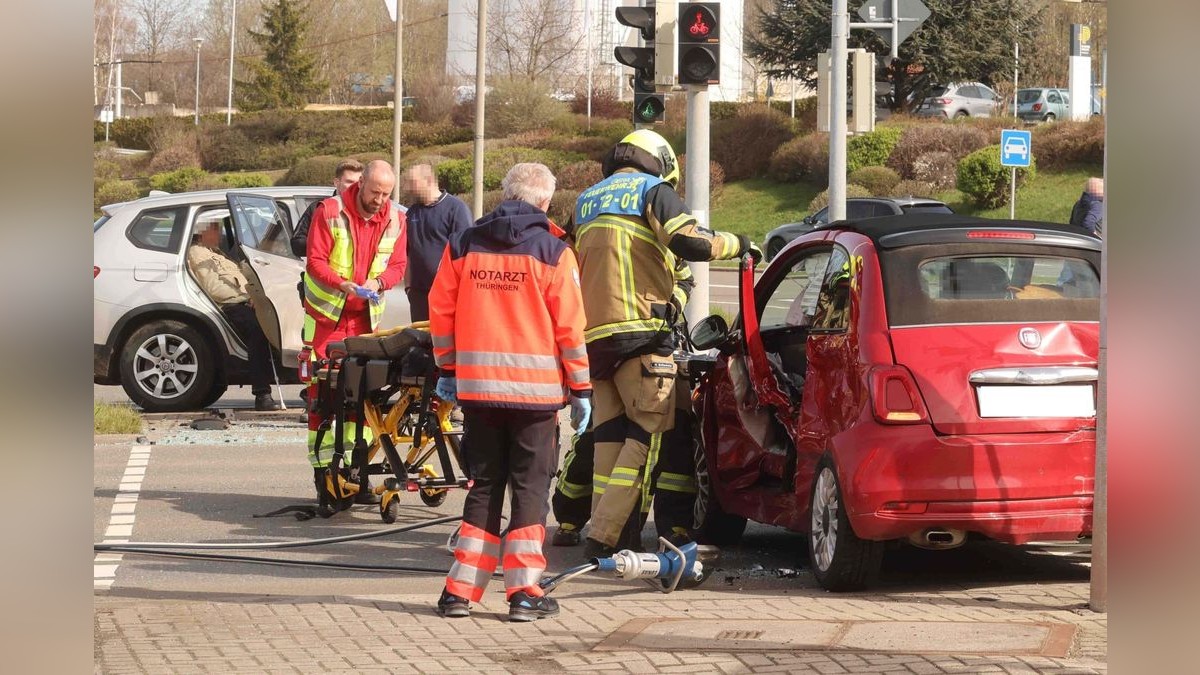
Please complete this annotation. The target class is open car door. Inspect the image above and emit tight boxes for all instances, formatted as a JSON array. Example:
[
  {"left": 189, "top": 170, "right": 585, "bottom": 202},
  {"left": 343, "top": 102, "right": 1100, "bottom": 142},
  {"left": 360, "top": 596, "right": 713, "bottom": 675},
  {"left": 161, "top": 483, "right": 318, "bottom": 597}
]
[
  {"left": 739, "top": 255, "right": 793, "bottom": 411},
  {"left": 225, "top": 193, "right": 305, "bottom": 368}
]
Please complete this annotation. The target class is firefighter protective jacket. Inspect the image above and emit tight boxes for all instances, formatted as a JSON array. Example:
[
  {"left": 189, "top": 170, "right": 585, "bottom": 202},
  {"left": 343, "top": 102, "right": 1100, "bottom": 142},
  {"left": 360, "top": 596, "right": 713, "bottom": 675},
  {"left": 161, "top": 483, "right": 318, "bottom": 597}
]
[
  {"left": 572, "top": 169, "right": 746, "bottom": 378},
  {"left": 428, "top": 200, "right": 591, "bottom": 410}
]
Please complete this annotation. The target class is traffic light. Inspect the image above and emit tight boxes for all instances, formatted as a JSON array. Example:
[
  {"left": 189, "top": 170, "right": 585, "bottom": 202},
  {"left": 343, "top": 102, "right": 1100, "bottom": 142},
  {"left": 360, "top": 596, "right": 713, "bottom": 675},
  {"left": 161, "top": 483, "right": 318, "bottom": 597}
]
[
  {"left": 632, "top": 77, "right": 666, "bottom": 124},
  {"left": 677, "top": 2, "right": 720, "bottom": 85},
  {"left": 615, "top": 3, "right": 674, "bottom": 124}
]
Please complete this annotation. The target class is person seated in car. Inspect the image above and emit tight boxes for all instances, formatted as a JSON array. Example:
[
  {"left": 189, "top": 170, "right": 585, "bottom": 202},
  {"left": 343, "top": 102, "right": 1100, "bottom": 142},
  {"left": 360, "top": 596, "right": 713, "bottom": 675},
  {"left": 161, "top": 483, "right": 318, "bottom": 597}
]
[{"left": 187, "top": 220, "right": 280, "bottom": 411}]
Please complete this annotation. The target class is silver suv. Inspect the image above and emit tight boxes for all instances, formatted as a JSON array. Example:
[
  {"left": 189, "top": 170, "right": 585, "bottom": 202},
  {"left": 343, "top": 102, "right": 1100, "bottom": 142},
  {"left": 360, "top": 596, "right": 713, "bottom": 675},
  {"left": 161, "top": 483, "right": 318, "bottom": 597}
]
[
  {"left": 914, "top": 82, "right": 999, "bottom": 118},
  {"left": 93, "top": 187, "right": 411, "bottom": 411},
  {"left": 762, "top": 197, "right": 954, "bottom": 261}
]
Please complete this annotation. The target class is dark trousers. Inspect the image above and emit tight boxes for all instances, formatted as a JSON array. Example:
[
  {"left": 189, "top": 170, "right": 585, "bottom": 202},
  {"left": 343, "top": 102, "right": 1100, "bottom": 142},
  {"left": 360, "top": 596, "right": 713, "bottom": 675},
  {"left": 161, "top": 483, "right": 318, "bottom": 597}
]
[
  {"left": 220, "top": 302, "right": 273, "bottom": 396},
  {"left": 406, "top": 287, "right": 430, "bottom": 323},
  {"left": 460, "top": 407, "right": 558, "bottom": 535}
]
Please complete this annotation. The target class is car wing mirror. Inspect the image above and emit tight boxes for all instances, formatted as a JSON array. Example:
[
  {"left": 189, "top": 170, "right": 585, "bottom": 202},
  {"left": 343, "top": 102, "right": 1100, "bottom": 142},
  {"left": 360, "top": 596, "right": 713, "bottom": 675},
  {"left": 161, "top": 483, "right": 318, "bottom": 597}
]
[
  {"left": 691, "top": 314, "right": 730, "bottom": 351},
  {"left": 802, "top": 215, "right": 815, "bottom": 225}
]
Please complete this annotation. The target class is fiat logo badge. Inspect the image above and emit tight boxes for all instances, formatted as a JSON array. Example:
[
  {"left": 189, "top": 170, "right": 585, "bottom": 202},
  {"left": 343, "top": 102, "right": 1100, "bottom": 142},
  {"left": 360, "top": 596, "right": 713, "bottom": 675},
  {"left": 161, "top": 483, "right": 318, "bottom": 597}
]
[{"left": 1018, "top": 327, "right": 1041, "bottom": 349}]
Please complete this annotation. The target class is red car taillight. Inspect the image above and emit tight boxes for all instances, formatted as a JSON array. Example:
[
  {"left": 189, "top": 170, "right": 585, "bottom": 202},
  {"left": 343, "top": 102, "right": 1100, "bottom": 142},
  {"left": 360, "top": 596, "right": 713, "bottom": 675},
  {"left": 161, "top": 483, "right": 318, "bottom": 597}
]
[
  {"left": 93, "top": 266, "right": 100, "bottom": 278},
  {"left": 1032, "top": 102, "right": 1043, "bottom": 112},
  {"left": 869, "top": 365, "right": 930, "bottom": 425},
  {"left": 935, "top": 97, "right": 952, "bottom": 105}
]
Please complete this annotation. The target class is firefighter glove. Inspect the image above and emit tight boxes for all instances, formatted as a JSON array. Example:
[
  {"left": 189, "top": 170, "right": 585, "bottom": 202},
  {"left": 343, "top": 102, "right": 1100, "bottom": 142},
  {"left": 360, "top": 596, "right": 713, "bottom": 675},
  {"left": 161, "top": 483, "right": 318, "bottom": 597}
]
[
  {"left": 569, "top": 394, "right": 592, "bottom": 433},
  {"left": 435, "top": 376, "right": 458, "bottom": 405},
  {"left": 738, "top": 235, "right": 763, "bottom": 265}
]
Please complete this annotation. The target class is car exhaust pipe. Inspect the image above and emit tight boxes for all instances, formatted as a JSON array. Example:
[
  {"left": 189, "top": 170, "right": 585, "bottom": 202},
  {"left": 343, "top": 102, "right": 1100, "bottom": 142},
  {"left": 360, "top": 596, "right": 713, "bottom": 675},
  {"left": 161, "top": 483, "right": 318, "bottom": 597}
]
[{"left": 908, "top": 528, "right": 967, "bottom": 550}]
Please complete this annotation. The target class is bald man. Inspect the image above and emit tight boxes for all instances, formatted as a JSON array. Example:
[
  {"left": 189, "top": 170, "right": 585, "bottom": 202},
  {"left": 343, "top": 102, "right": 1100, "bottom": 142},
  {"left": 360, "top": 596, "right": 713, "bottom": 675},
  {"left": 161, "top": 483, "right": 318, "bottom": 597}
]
[
  {"left": 1069, "top": 177, "right": 1104, "bottom": 237},
  {"left": 401, "top": 164, "right": 473, "bottom": 322},
  {"left": 302, "top": 159, "right": 408, "bottom": 509}
]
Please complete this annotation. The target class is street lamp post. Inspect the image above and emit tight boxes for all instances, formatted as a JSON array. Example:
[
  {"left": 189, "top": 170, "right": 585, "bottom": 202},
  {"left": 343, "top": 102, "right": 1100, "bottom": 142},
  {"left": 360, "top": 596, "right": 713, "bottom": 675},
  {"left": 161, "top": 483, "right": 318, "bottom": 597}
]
[{"left": 194, "top": 37, "right": 204, "bottom": 124}]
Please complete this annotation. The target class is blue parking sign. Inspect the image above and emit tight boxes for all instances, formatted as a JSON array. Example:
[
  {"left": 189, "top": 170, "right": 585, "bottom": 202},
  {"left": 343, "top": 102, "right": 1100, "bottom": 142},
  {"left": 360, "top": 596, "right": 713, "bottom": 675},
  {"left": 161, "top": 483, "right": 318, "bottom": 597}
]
[{"left": 1000, "top": 129, "right": 1032, "bottom": 167}]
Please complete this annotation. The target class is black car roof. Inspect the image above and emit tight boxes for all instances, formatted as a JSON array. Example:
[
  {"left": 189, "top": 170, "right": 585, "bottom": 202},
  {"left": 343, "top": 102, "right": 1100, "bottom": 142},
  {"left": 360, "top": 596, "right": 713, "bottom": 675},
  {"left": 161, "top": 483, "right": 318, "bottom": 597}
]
[{"left": 821, "top": 213, "right": 1100, "bottom": 250}]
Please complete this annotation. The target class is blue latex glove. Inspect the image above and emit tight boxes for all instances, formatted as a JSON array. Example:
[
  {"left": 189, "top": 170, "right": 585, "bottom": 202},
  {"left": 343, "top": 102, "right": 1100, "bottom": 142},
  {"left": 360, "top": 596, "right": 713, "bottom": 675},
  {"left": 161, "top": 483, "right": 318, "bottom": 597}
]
[
  {"left": 435, "top": 376, "right": 457, "bottom": 405},
  {"left": 352, "top": 285, "right": 382, "bottom": 303},
  {"left": 569, "top": 394, "right": 592, "bottom": 433}
]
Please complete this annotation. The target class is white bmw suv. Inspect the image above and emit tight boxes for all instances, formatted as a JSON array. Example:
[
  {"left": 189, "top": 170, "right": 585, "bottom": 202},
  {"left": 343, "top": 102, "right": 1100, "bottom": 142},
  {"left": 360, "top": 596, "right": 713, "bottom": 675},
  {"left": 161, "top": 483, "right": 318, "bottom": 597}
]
[{"left": 94, "top": 187, "right": 410, "bottom": 412}]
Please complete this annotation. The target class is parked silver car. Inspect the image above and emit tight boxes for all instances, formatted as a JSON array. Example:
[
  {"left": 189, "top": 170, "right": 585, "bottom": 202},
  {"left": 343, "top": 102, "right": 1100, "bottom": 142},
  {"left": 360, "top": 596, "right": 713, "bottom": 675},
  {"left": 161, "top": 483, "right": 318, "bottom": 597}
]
[
  {"left": 1016, "top": 88, "right": 1069, "bottom": 123},
  {"left": 762, "top": 197, "right": 954, "bottom": 261},
  {"left": 914, "top": 82, "right": 999, "bottom": 118},
  {"left": 93, "top": 187, "right": 411, "bottom": 411}
]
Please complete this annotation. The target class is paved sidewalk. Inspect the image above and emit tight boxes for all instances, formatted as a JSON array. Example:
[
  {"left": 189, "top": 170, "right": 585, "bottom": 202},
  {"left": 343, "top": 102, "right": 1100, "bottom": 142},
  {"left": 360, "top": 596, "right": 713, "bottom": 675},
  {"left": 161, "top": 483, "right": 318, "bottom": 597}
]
[{"left": 95, "top": 580, "right": 1106, "bottom": 674}]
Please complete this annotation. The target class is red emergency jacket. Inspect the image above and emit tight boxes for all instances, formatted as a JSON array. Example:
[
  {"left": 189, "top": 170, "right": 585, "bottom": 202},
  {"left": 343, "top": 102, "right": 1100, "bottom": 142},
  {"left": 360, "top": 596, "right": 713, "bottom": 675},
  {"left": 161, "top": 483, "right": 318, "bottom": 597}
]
[{"left": 428, "top": 201, "right": 591, "bottom": 410}]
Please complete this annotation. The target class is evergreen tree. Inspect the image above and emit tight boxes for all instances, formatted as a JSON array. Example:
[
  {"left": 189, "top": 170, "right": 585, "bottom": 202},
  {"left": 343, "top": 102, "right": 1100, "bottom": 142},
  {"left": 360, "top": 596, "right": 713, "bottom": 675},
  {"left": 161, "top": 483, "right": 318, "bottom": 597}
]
[
  {"left": 236, "top": 0, "right": 325, "bottom": 111},
  {"left": 749, "top": 0, "right": 1045, "bottom": 112}
]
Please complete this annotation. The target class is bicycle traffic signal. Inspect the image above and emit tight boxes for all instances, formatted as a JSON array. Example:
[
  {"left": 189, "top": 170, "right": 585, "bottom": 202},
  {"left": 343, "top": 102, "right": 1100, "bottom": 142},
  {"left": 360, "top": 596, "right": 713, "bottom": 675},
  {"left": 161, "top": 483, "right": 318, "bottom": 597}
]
[{"left": 677, "top": 2, "right": 720, "bottom": 85}]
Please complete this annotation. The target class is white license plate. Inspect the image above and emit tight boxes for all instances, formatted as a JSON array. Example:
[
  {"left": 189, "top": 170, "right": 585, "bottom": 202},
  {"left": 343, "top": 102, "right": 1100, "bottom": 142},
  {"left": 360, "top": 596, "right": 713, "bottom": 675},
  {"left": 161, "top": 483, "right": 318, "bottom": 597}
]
[{"left": 976, "top": 385, "right": 1095, "bottom": 418}]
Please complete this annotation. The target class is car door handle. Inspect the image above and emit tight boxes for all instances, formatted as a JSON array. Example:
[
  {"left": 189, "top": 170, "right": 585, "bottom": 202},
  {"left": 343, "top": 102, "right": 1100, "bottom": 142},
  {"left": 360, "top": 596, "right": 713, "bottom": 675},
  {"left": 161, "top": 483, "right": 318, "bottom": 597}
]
[{"left": 252, "top": 257, "right": 270, "bottom": 265}]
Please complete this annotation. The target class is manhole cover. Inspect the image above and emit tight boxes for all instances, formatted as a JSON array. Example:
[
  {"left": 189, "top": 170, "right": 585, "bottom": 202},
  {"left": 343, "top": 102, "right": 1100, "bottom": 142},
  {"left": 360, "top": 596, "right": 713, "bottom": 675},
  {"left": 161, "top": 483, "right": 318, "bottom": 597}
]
[{"left": 595, "top": 619, "right": 1075, "bottom": 657}]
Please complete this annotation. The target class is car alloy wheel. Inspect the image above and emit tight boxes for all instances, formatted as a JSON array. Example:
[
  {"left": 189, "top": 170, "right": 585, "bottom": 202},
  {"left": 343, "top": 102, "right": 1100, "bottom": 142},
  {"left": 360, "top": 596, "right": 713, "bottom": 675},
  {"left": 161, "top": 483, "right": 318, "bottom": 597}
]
[
  {"left": 810, "top": 466, "right": 840, "bottom": 572},
  {"left": 119, "top": 319, "right": 217, "bottom": 412},
  {"left": 133, "top": 332, "right": 199, "bottom": 400}
]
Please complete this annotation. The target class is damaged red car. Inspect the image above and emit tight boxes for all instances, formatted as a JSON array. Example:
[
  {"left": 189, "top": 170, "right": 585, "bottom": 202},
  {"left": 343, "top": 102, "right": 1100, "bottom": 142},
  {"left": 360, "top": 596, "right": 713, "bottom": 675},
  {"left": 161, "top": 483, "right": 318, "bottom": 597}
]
[{"left": 689, "top": 213, "right": 1100, "bottom": 591}]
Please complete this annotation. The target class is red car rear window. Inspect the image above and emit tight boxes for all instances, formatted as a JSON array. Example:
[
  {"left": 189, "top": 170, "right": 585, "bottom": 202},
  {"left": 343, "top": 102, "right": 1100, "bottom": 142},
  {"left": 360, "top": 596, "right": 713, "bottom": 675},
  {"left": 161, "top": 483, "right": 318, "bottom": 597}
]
[{"left": 880, "top": 244, "right": 1101, "bottom": 326}]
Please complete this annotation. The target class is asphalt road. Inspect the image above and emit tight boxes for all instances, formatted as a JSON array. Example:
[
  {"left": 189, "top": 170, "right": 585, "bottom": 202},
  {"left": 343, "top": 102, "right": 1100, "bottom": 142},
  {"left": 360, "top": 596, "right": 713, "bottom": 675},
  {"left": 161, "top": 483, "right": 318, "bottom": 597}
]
[{"left": 94, "top": 414, "right": 1091, "bottom": 602}]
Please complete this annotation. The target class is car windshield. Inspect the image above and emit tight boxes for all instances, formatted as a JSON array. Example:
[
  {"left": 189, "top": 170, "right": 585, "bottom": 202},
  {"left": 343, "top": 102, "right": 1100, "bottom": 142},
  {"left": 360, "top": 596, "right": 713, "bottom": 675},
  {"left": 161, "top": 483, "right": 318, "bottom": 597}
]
[
  {"left": 1017, "top": 90, "right": 1042, "bottom": 103},
  {"left": 880, "top": 245, "right": 1101, "bottom": 326},
  {"left": 900, "top": 204, "right": 954, "bottom": 215}
]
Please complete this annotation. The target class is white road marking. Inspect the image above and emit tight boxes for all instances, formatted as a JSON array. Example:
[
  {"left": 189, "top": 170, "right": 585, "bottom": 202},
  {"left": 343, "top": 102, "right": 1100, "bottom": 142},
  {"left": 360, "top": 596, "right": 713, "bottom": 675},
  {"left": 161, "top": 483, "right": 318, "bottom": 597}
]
[{"left": 96, "top": 444, "right": 151, "bottom": 591}]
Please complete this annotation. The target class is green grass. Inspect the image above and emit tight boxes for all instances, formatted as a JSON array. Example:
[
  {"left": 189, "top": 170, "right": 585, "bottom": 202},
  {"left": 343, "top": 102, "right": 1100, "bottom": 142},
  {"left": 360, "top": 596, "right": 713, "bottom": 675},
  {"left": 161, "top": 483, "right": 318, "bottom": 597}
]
[
  {"left": 710, "top": 164, "right": 1101, "bottom": 242},
  {"left": 94, "top": 402, "right": 143, "bottom": 435},
  {"left": 935, "top": 163, "right": 1100, "bottom": 222},
  {"left": 709, "top": 178, "right": 820, "bottom": 242}
]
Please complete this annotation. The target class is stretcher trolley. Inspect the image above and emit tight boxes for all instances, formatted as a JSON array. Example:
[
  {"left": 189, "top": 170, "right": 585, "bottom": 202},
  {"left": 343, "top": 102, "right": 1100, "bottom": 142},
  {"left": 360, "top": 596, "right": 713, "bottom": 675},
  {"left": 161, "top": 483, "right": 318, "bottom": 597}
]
[{"left": 309, "top": 322, "right": 470, "bottom": 522}]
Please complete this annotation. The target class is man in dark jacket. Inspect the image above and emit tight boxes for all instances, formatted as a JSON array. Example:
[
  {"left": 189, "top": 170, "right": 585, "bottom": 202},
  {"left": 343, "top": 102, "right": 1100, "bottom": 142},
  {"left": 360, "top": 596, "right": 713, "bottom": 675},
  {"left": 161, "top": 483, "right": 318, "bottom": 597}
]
[
  {"left": 1069, "top": 177, "right": 1104, "bottom": 236},
  {"left": 401, "top": 164, "right": 474, "bottom": 321},
  {"left": 289, "top": 159, "right": 364, "bottom": 257}
]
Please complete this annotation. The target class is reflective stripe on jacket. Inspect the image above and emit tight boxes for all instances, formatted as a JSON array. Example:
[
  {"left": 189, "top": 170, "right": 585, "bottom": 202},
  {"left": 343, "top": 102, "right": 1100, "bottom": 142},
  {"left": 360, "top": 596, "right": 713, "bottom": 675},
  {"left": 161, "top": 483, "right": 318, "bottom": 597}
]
[
  {"left": 428, "top": 200, "right": 591, "bottom": 410},
  {"left": 304, "top": 195, "right": 403, "bottom": 330},
  {"left": 573, "top": 170, "right": 741, "bottom": 378}
]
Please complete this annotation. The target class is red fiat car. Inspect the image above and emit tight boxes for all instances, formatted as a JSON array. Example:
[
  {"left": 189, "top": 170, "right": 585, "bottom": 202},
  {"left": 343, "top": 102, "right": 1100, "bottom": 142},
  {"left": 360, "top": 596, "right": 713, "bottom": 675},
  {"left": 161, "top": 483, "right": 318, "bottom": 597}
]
[{"left": 689, "top": 213, "right": 1100, "bottom": 590}]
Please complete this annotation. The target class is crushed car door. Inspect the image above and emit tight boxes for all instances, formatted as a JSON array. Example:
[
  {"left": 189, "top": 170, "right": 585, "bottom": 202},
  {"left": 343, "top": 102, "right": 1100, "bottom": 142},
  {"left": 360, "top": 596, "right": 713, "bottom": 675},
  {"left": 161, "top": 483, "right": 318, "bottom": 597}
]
[{"left": 225, "top": 193, "right": 305, "bottom": 368}]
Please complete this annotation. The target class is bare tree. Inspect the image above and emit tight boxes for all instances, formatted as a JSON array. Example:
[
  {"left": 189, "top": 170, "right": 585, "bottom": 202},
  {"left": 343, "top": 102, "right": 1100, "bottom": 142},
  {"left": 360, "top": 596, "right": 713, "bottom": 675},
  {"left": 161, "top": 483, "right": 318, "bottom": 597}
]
[
  {"left": 129, "top": 0, "right": 194, "bottom": 91},
  {"left": 486, "top": 0, "right": 585, "bottom": 87},
  {"left": 94, "top": 0, "right": 135, "bottom": 106}
]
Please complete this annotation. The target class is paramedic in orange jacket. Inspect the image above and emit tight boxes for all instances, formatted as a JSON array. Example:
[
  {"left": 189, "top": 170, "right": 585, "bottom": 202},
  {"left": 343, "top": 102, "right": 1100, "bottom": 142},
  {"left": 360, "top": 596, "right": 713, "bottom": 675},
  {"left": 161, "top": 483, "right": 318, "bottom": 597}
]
[{"left": 429, "top": 163, "right": 591, "bottom": 622}]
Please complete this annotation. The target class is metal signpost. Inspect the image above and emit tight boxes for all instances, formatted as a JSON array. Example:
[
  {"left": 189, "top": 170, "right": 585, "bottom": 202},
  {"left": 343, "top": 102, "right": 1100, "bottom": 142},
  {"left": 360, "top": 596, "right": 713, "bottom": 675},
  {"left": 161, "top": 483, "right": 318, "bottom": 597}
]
[
  {"left": 999, "top": 129, "right": 1031, "bottom": 219},
  {"left": 827, "top": 0, "right": 928, "bottom": 221}
]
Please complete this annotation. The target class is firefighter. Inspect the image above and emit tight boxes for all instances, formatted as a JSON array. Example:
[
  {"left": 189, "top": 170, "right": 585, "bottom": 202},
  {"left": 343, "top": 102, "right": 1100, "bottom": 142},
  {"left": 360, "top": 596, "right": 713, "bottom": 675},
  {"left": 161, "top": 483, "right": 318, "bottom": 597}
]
[
  {"left": 573, "top": 130, "right": 761, "bottom": 557},
  {"left": 431, "top": 162, "right": 591, "bottom": 621},
  {"left": 550, "top": 260, "right": 698, "bottom": 547},
  {"left": 303, "top": 160, "right": 407, "bottom": 512}
]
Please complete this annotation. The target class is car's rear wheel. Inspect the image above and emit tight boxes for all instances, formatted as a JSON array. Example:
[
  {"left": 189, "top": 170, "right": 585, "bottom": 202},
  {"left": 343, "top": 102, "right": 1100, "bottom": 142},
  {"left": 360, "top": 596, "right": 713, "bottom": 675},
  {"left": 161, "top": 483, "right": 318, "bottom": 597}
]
[
  {"left": 766, "top": 237, "right": 785, "bottom": 261},
  {"left": 954, "top": 110, "right": 968, "bottom": 118},
  {"left": 1044, "top": 113, "right": 1056, "bottom": 122},
  {"left": 808, "top": 457, "right": 883, "bottom": 591},
  {"left": 119, "top": 319, "right": 216, "bottom": 412},
  {"left": 197, "top": 380, "right": 229, "bottom": 409}
]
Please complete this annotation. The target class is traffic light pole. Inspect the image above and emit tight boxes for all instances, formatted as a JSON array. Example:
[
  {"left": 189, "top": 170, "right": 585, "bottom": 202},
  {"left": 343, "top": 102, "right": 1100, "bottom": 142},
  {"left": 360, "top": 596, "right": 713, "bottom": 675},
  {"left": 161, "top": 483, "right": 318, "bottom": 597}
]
[
  {"left": 683, "top": 84, "right": 710, "bottom": 329},
  {"left": 471, "top": 0, "right": 488, "bottom": 219}
]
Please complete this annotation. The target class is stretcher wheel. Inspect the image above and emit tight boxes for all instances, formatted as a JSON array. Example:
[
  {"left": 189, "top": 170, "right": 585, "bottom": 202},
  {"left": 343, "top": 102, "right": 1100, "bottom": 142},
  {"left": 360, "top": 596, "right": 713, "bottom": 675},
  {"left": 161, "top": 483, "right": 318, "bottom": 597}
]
[
  {"left": 381, "top": 495, "right": 400, "bottom": 523},
  {"left": 420, "top": 488, "right": 448, "bottom": 507}
]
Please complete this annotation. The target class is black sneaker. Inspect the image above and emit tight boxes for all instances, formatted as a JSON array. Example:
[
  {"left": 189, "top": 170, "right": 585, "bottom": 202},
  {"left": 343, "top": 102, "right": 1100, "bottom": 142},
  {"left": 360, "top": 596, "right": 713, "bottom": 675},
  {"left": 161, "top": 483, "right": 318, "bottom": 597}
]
[
  {"left": 551, "top": 526, "right": 581, "bottom": 547},
  {"left": 436, "top": 589, "right": 470, "bottom": 618},
  {"left": 508, "top": 591, "right": 559, "bottom": 622}
]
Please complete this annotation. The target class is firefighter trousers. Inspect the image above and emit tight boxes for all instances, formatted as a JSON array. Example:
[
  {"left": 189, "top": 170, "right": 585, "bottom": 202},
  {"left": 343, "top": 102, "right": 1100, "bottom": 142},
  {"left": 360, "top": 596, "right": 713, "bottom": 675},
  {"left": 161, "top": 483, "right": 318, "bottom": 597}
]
[
  {"left": 553, "top": 380, "right": 698, "bottom": 540},
  {"left": 589, "top": 352, "right": 683, "bottom": 548},
  {"left": 446, "top": 407, "right": 557, "bottom": 600}
]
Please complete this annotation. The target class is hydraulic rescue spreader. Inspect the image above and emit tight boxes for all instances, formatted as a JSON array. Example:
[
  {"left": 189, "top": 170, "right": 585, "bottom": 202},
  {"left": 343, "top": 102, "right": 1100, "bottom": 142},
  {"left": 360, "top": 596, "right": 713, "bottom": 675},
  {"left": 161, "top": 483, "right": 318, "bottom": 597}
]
[{"left": 540, "top": 536, "right": 717, "bottom": 595}]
